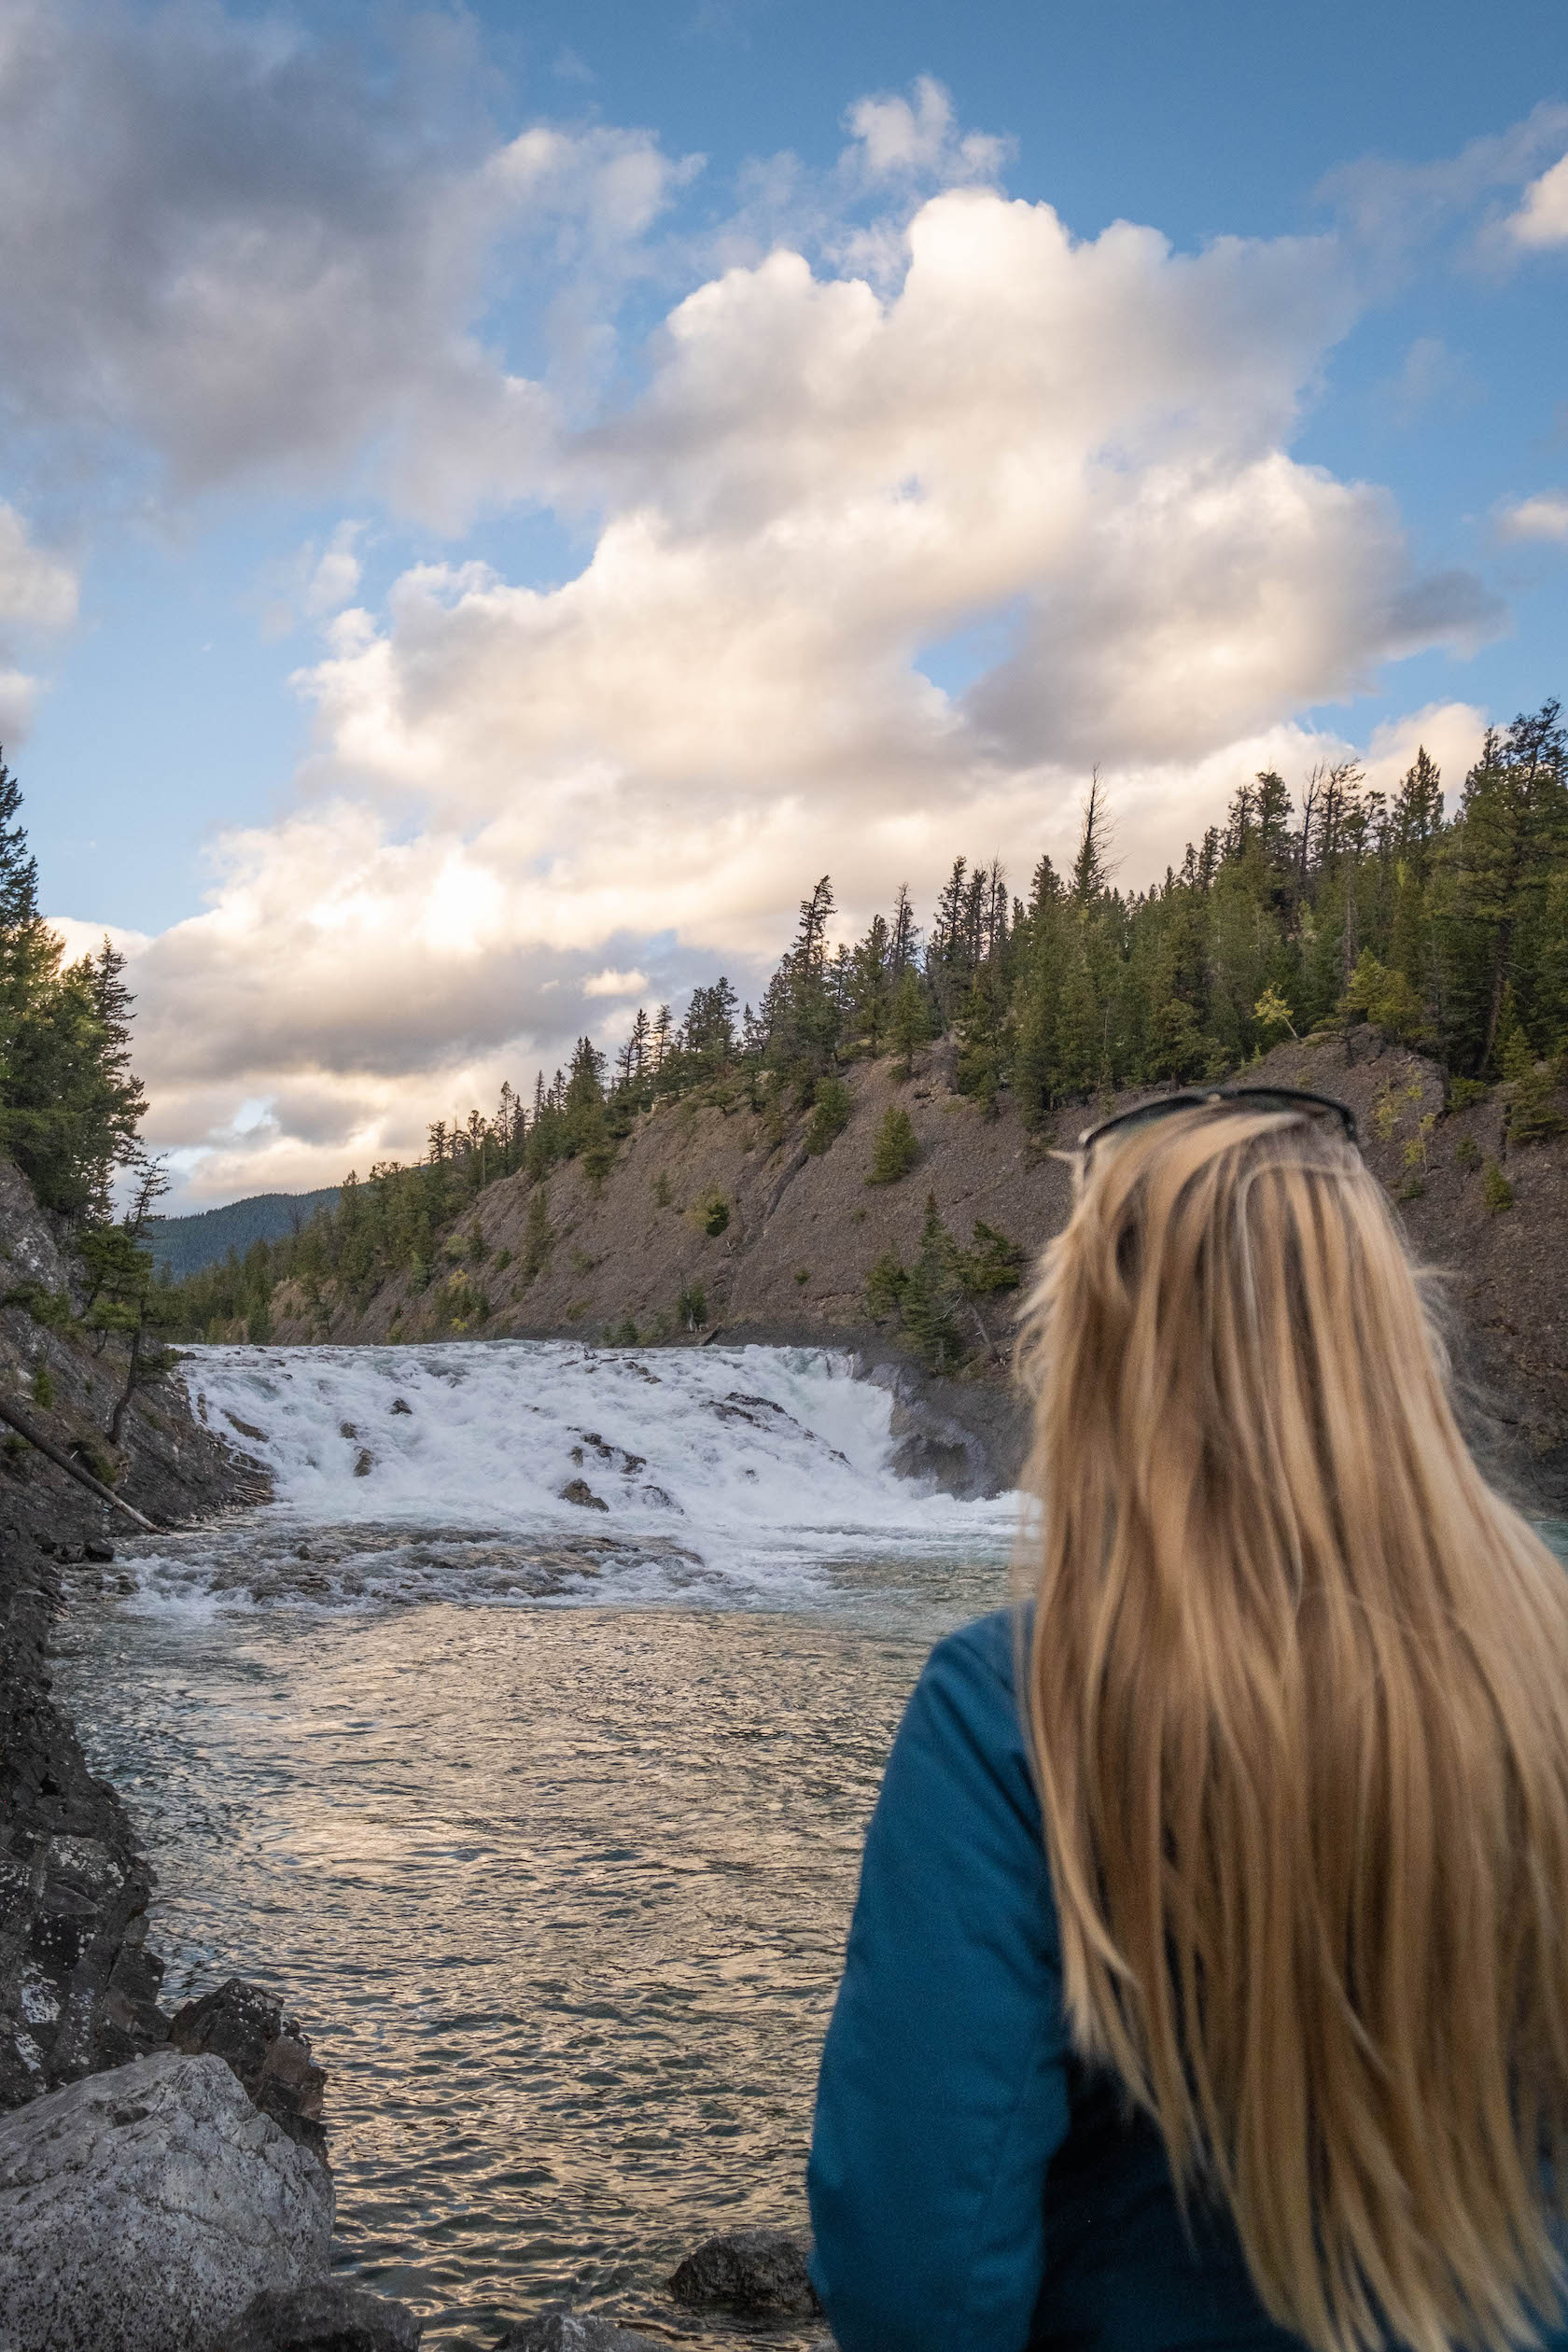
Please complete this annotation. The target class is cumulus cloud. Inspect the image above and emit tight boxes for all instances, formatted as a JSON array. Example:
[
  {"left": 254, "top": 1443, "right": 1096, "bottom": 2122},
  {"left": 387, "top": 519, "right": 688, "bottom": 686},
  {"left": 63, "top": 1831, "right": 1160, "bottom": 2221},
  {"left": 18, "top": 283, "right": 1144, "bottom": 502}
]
[
  {"left": 18, "top": 25, "right": 1519, "bottom": 1205},
  {"left": 303, "top": 524, "right": 367, "bottom": 619},
  {"left": 843, "top": 75, "right": 1011, "bottom": 189},
  {"left": 1506, "top": 150, "right": 1568, "bottom": 248},
  {"left": 1497, "top": 491, "right": 1568, "bottom": 543},
  {"left": 0, "top": 0, "right": 695, "bottom": 525},
  {"left": 1321, "top": 102, "right": 1568, "bottom": 265},
  {"left": 0, "top": 499, "right": 77, "bottom": 737}
]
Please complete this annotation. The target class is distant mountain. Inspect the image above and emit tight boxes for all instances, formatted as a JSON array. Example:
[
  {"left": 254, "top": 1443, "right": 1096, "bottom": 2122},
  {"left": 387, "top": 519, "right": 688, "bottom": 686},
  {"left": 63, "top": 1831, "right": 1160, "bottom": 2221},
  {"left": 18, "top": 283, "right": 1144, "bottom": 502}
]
[{"left": 147, "top": 1187, "right": 342, "bottom": 1280}]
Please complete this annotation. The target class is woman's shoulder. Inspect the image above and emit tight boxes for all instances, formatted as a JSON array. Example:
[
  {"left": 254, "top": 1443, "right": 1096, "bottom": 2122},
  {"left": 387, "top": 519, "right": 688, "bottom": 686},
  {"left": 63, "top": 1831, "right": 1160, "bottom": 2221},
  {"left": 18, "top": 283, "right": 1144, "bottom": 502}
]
[
  {"left": 920, "top": 1603, "right": 1031, "bottom": 1715},
  {"left": 898, "top": 1604, "right": 1042, "bottom": 1834}
]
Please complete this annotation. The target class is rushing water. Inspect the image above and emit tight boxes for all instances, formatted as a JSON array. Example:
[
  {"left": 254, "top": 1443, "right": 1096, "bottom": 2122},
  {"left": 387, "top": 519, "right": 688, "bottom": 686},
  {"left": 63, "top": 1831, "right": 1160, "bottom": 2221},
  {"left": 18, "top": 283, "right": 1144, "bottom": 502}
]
[{"left": 55, "top": 1343, "right": 1018, "bottom": 2346}]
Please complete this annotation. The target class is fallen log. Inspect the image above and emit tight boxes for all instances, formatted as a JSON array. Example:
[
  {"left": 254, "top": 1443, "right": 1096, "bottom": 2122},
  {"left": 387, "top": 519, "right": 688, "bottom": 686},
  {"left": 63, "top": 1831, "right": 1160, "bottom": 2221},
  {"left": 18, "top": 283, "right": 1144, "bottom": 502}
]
[{"left": 0, "top": 1391, "right": 158, "bottom": 1531}]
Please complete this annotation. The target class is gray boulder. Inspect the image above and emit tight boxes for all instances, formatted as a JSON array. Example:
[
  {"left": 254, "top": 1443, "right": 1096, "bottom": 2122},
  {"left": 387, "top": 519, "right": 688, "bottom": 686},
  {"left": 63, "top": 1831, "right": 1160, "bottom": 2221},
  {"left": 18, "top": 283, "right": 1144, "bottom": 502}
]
[
  {"left": 667, "top": 2227, "right": 820, "bottom": 2317},
  {"left": 0, "top": 2047, "right": 332, "bottom": 2352},
  {"left": 494, "top": 2317, "right": 662, "bottom": 2352},
  {"left": 222, "top": 2280, "right": 422, "bottom": 2351}
]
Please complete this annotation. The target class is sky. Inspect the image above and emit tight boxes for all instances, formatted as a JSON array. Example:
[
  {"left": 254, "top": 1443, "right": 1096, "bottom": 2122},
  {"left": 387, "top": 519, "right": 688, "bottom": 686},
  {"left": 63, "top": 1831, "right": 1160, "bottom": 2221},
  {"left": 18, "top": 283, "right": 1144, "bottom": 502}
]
[{"left": 7, "top": 0, "right": 1567, "bottom": 1210}]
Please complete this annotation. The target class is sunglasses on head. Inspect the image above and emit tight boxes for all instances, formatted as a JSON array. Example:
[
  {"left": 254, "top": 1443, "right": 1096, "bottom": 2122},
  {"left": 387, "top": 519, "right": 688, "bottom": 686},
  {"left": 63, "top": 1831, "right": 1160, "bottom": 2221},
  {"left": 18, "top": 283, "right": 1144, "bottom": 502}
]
[{"left": 1077, "top": 1085, "right": 1359, "bottom": 1168}]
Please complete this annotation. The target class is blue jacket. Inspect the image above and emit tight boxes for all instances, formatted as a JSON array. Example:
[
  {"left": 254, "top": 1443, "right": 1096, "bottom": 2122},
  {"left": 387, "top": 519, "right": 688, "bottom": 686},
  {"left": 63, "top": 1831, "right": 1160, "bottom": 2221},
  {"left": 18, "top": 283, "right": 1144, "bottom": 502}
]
[{"left": 807, "top": 1607, "right": 1568, "bottom": 2352}]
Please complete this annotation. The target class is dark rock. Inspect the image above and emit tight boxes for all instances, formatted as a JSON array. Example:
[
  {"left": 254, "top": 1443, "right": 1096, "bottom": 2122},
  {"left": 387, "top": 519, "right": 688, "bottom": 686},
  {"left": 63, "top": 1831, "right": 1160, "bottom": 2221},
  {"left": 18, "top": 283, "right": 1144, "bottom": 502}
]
[
  {"left": 223, "top": 2280, "right": 423, "bottom": 2351},
  {"left": 667, "top": 2228, "right": 820, "bottom": 2317},
  {"left": 1, "top": 1557, "right": 170, "bottom": 2109},
  {"left": 495, "top": 2316, "right": 662, "bottom": 2352},
  {"left": 169, "top": 1977, "right": 328, "bottom": 2162},
  {"left": 353, "top": 1449, "right": 374, "bottom": 1477},
  {"left": 389, "top": 1397, "right": 413, "bottom": 1414},
  {"left": 559, "top": 1477, "right": 609, "bottom": 1511},
  {"left": 858, "top": 1353, "right": 1029, "bottom": 1499},
  {"left": 84, "top": 1537, "right": 115, "bottom": 1562}
]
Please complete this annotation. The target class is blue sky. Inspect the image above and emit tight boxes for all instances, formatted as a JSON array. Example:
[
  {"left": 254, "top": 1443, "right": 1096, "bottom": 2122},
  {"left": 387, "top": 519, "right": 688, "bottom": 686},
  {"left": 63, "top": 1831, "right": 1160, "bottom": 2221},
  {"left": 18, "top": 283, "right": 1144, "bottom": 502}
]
[{"left": 5, "top": 0, "right": 1564, "bottom": 1201}]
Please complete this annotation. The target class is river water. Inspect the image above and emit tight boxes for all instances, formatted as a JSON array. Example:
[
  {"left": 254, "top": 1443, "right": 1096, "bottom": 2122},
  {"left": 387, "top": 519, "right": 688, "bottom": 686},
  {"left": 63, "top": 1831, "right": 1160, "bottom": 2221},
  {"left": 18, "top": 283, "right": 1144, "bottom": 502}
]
[{"left": 54, "top": 1342, "right": 1019, "bottom": 2347}]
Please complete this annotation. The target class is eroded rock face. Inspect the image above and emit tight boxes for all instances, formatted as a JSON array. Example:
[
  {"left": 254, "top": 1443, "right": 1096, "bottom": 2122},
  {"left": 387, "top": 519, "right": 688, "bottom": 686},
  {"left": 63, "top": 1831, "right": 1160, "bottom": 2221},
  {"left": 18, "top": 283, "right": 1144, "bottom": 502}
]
[
  {"left": 222, "top": 2279, "right": 422, "bottom": 2352},
  {"left": 0, "top": 1552, "right": 169, "bottom": 2112},
  {"left": 667, "top": 2228, "right": 821, "bottom": 2317},
  {"left": 170, "top": 1976, "right": 329, "bottom": 2163},
  {"left": 494, "top": 2316, "right": 663, "bottom": 2352},
  {"left": 0, "top": 2047, "right": 333, "bottom": 2352}
]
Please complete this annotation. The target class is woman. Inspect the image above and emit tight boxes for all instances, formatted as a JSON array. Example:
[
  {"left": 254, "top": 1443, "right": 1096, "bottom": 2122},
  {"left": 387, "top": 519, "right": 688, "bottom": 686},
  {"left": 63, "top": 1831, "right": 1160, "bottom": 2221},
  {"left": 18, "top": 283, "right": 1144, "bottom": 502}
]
[{"left": 808, "top": 1088, "right": 1568, "bottom": 2352}]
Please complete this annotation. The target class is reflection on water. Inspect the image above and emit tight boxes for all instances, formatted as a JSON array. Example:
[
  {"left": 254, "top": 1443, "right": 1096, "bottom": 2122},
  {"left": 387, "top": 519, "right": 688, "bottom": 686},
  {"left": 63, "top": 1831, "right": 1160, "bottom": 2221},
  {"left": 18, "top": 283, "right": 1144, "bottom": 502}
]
[{"left": 56, "top": 1585, "right": 1005, "bottom": 2345}]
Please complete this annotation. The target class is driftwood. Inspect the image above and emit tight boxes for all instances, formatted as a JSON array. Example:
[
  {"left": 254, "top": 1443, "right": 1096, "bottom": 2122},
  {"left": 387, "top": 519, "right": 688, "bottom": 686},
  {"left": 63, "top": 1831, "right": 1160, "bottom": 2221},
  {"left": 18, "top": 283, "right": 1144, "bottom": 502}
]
[{"left": 0, "top": 1392, "right": 158, "bottom": 1531}]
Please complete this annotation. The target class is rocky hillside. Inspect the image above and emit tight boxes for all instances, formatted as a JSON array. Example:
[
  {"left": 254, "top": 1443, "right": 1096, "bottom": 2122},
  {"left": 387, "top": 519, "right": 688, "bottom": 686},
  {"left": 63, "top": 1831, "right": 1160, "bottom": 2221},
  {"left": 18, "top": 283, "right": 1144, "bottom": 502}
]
[
  {"left": 269, "top": 1034, "right": 1568, "bottom": 1514},
  {"left": 0, "top": 1157, "right": 262, "bottom": 1554}
]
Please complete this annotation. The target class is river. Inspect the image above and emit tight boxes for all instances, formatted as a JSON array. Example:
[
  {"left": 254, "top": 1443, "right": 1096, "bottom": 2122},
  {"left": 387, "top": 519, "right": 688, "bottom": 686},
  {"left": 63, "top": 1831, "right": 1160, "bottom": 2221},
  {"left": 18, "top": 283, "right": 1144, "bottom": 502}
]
[{"left": 53, "top": 1341, "right": 1019, "bottom": 2346}]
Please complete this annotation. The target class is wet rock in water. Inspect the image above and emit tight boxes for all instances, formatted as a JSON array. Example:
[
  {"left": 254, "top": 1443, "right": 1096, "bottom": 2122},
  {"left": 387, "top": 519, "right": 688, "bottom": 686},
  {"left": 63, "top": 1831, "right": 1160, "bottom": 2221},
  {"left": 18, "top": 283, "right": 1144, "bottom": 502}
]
[
  {"left": 667, "top": 2228, "right": 820, "bottom": 2317},
  {"left": 390, "top": 1396, "right": 413, "bottom": 1414},
  {"left": 353, "top": 1449, "right": 374, "bottom": 1477},
  {"left": 169, "top": 1976, "right": 329, "bottom": 2162},
  {"left": 84, "top": 1536, "right": 115, "bottom": 1562},
  {"left": 559, "top": 1477, "right": 609, "bottom": 1511},
  {"left": 494, "top": 2314, "right": 663, "bottom": 2352},
  {"left": 223, "top": 2279, "right": 423, "bottom": 2351},
  {"left": 0, "top": 2049, "right": 332, "bottom": 2352}
]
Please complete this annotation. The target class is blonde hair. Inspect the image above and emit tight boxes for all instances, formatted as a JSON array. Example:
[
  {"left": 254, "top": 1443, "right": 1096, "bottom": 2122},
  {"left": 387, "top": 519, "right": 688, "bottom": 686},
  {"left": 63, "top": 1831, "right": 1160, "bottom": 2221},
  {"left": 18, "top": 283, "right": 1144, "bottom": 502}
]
[{"left": 1015, "top": 1104, "right": 1568, "bottom": 2352}]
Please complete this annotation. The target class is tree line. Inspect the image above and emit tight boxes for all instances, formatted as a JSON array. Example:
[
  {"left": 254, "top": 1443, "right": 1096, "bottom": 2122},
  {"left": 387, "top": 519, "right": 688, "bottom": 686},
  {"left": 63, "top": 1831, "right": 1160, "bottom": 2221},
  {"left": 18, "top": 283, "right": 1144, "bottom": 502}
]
[
  {"left": 0, "top": 756, "right": 176, "bottom": 1437},
  {"left": 164, "top": 698, "right": 1568, "bottom": 1346}
]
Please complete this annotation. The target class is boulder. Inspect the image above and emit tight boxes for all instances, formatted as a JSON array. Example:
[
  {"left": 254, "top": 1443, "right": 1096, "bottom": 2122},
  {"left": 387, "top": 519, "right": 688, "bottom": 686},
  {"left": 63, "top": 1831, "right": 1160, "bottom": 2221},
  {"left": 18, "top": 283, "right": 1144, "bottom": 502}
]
[
  {"left": 223, "top": 2279, "right": 423, "bottom": 2351},
  {"left": 169, "top": 1975, "right": 329, "bottom": 2161},
  {"left": 667, "top": 2227, "right": 821, "bottom": 2317},
  {"left": 494, "top": 2317, "right": 663, "bottom": 2352},
  {"left": 0, "top": 2048, "right": 332, "bottom": 2352},
  {"left": 558, "top": 1478, "right": 608, "bottom": 1511}
]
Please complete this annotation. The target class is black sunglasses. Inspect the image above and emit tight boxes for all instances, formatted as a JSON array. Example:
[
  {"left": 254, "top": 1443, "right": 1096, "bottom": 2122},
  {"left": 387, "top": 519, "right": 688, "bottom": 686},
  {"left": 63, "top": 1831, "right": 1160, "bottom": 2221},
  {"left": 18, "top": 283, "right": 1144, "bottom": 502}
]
[{"left": 1078, "top": 1085, "right": 1359, "bottom": 1165}]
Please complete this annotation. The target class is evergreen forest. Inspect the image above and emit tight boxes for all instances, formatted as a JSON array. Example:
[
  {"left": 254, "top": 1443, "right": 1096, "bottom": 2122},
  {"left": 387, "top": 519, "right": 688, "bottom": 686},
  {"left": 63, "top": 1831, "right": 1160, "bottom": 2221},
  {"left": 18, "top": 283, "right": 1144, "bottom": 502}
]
[{"left": 161, "top": 701, "right": 1568, "bottom": 1345}]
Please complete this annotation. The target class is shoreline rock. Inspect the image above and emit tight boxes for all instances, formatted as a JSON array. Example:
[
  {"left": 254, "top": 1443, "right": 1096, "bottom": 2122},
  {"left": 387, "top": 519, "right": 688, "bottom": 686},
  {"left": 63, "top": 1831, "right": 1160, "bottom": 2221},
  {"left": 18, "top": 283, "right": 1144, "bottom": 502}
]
[
  {"left": 668, "top": 2228, "right": 821, "bottom": 2319},
  {"left": 222, "top": 2280, "right": 423, "bottom": 2352},
  {"left": 0, "top": 2048, "right": 332, "bottom": 2352}
]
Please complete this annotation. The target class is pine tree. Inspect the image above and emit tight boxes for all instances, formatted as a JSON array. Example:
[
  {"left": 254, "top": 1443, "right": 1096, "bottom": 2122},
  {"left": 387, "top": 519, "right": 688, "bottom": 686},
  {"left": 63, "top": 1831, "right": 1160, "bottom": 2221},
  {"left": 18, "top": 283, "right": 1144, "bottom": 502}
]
[{"left": 889, "top": 966, "right": 930, "bottom": 1079}]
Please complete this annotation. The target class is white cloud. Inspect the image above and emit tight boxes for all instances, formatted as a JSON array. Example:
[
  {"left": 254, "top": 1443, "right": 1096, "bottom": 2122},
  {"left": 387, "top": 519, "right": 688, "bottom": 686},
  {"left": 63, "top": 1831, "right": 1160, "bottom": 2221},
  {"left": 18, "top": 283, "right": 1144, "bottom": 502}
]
[
  {"left": 0, "top": 503, "right": 76, "bottom": 632},
  {"left": 1506, "top": 150, "right": 1568, "bottom": 248},
  {"left": 1497, "top": 491, "right": 1568, "bottom": 543},
  {"left": 1321, "top": 103, "right": 1568, "bottom": 263},
  {"left": 844, "top": 75, "right": 1011, "bottom": 189},
  {"left": 0, "top": 500, "right": 77, "bottom": 738},
  {"left": 304, "top": 523, "right": 366, "bottom": 619},
  {"left": 21, "top": 40, "right": 1520, "bottom": 1205},
  {"left": 583, "top": 968, "right": 651, "bottom": 997}
]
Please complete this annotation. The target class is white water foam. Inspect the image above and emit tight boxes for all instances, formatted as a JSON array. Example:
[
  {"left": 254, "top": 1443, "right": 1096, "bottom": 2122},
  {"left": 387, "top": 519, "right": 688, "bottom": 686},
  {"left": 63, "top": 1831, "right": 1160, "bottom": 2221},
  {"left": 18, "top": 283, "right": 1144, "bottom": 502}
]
[{"left": 127, "top": 1341, "right": 1020, "bottom": 1616}]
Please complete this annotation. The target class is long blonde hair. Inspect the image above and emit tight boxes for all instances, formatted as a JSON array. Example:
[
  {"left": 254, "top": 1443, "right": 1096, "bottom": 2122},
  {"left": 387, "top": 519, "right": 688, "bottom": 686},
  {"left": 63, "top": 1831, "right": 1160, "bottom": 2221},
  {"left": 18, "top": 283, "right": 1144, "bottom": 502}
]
[{"left": 1015, "top": 1103, "right": 1568, "bottom": 2352}]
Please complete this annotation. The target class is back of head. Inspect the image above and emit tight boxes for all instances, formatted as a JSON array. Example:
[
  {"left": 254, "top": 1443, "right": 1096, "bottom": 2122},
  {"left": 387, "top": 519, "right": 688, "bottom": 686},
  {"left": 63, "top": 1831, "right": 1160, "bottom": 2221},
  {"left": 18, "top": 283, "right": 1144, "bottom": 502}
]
[{"left": 1015, "top": 1102, "right": 1568, "bottom": 2352}]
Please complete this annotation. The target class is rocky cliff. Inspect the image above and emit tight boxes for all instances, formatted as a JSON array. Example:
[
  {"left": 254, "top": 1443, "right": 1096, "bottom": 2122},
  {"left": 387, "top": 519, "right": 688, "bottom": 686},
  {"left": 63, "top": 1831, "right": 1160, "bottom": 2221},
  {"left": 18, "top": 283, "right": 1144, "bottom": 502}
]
[
  {"left": 269, "top": 1034, "right": 1568, "bottom": 1514},
  {"left": 0, "top": 1157, "right": 266, "bottom": 2115}
]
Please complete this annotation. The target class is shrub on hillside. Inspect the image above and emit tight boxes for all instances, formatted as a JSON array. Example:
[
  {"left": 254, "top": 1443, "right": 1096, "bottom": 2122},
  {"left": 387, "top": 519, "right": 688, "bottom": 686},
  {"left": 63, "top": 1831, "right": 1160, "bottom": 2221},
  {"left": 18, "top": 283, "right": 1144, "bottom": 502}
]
[
  {"left": 805, "top": 1077, "right": 852, "bottom": 1155},
  {"left": 866, "top": 1106, "right": 919, "bottom": 1185}
]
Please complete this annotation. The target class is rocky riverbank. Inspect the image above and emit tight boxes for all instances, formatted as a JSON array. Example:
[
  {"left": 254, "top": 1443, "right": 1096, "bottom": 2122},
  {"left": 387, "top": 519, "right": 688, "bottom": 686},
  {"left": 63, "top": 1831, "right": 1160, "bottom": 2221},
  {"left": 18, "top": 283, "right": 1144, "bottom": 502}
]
[{"left": 267, "top": 1034, "right": 1568, "bottom": 1513}]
